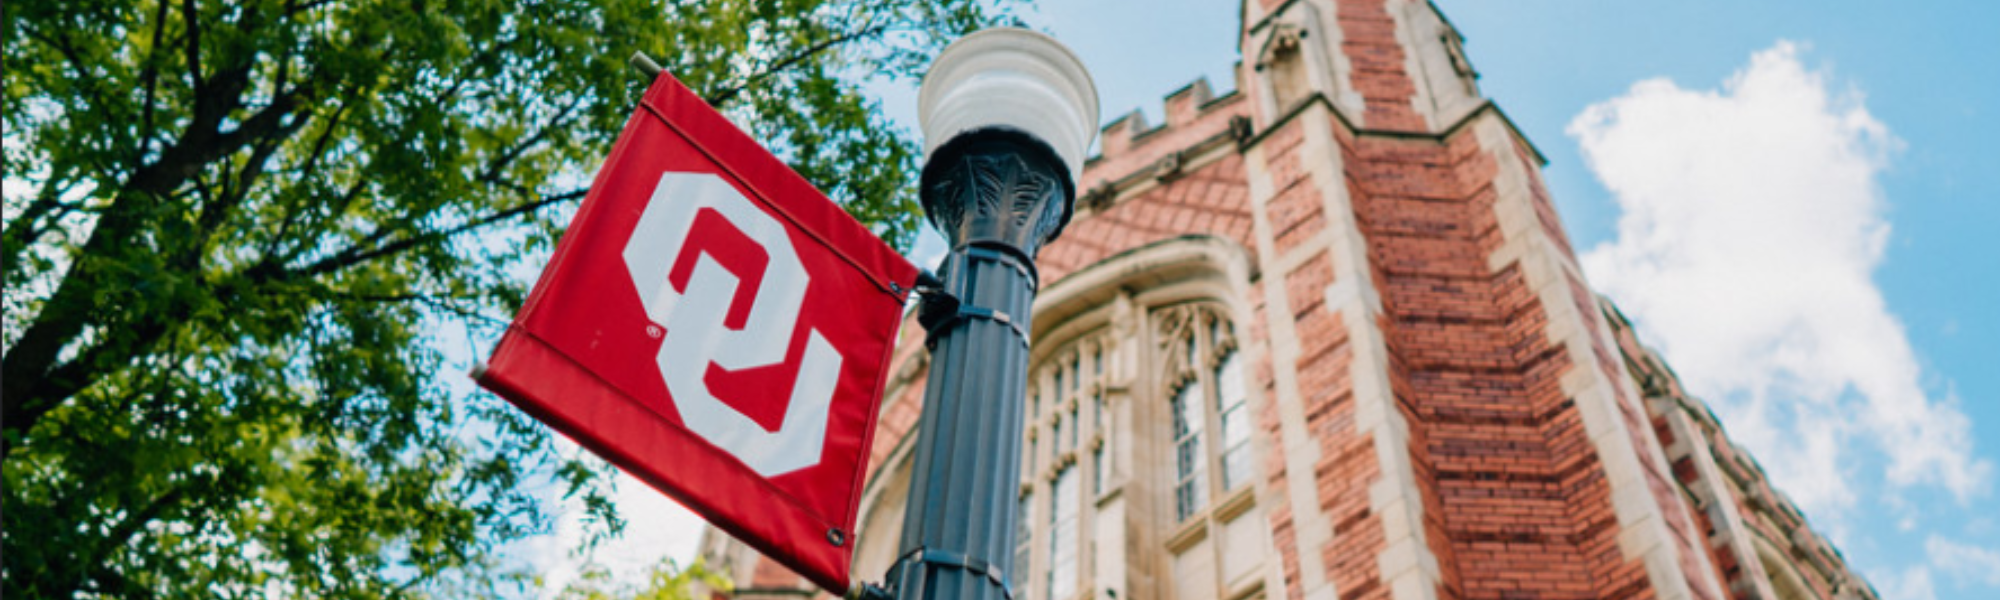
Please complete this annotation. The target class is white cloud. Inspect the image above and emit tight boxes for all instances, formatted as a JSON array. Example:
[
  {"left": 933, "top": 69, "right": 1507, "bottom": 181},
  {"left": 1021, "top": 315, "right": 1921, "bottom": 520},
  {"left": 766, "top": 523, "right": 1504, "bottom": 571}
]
[
  {"left": 1880, "top": 565, "right": 1938, "bottom": 600},
  {"left": 1571, "top": 41, "right": 1990, "bottom": 518},
  {"left": 1927, "top": 536, "right": 2000, "bottom": 587}
]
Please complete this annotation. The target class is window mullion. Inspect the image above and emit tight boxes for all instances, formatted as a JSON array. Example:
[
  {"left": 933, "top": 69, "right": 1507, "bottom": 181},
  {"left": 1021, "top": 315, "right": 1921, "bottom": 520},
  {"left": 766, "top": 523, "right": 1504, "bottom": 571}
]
[{"left": 1201, "top": 344, "right": 1228, "bottom": 506}]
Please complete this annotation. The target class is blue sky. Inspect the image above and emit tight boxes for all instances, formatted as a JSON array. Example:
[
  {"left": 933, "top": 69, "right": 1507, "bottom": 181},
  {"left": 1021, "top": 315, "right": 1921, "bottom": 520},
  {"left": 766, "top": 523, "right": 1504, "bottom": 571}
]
[
  {"left": 920, "top": 1, "right": 2000, "bottom": 597},
  {"left": 1432, "top": 3, "right": 2000, "bottom": 598},
  {"left": 531, "top": 2, "right": 2000, "bottom": 598}
]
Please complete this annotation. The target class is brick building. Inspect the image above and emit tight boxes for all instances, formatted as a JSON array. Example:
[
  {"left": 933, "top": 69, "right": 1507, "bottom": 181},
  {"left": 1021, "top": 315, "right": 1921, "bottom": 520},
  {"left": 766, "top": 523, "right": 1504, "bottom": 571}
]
[{"left": 700, "top": 1, "right": 1878, "bottom": 599}]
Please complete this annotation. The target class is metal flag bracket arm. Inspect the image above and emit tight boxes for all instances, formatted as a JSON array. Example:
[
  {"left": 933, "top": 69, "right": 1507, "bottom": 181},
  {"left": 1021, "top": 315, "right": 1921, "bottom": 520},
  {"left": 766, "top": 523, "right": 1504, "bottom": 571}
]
[
  {"left": 630, "top": 52, "right": 666, "bottom": 79},
  {"left": 913, "top": 264, "right": 1029, "bottom": 350}
]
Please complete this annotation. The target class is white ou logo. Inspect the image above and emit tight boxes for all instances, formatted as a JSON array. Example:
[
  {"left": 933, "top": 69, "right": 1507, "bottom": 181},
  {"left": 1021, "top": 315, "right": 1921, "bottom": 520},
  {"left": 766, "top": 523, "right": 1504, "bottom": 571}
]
[{"left": 622, "top": 172, "right": 840, "bottom": 477}]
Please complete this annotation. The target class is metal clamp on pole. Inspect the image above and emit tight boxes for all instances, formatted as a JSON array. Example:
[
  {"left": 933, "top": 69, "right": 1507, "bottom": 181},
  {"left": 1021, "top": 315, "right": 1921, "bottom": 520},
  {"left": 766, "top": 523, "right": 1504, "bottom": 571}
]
[
  {"left": 962, "top": 245, "right": 1038, "bottom": 288},
  {"left": 917, "top": 301, "right": 1028, "bottom": 350},
  {"left": 914, "top": 273, "right": 1030, "bottom": 350},
  {"left": 848, "top": 583, "right": 896, "bottom": 600},
  {"left": 886, "top": 548, "right": 1015, "bottom": 600}
]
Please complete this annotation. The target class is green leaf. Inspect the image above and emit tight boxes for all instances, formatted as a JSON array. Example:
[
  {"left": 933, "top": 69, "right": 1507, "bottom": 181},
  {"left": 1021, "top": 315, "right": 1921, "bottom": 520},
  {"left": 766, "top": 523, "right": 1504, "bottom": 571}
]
[{"left": 2, "top": 0, "right": 1022, "bottom": 597}]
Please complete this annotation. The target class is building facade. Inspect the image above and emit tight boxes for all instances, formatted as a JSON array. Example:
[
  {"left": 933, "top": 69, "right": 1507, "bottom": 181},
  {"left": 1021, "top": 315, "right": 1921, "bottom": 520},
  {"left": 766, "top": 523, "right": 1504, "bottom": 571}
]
[{"left": 701, "top": 1, "right": 1877, "bottom": 599}]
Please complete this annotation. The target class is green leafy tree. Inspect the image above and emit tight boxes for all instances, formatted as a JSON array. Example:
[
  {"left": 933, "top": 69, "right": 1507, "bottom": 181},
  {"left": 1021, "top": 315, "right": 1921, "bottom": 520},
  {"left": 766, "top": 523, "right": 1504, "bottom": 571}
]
[
  {"left": 555, "top": 559, "right": 730, "bottom": 600},
  {"left": 2, "top": 0, "right": 1013, "bottom": 597}
]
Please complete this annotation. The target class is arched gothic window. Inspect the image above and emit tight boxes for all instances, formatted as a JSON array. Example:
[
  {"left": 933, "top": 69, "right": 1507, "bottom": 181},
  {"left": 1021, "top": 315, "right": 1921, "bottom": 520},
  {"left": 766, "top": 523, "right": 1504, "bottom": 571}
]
[
  {"left": 1151, "top": 302, "right": 1267, "bottom": 600},
  {"left": 1022, "top": 334, "right": 1115, "bottom": 600},
  {"left": 1154, "top": 303, "right": 1248, "bottom": 523}
]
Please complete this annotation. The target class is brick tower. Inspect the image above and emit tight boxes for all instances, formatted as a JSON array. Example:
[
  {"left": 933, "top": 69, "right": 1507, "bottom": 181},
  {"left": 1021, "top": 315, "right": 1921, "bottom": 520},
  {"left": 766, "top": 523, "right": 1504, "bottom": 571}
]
[{"left": 700, "top": 2, "right": 1877, "bottom": 599}]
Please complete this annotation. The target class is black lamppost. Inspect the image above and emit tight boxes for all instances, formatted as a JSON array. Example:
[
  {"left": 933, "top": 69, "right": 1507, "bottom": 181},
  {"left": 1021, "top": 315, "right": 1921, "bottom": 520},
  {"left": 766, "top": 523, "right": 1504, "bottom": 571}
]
[{"left": 884, "top": 28, "right": 1098, "bottom": 600}]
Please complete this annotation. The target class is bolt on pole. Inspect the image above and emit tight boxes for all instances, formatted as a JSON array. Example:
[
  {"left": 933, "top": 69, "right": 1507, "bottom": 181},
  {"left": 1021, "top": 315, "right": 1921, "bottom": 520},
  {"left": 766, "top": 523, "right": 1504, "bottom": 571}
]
[{"left": 885, "top": 28, "right": 1097, "bottom": 600}]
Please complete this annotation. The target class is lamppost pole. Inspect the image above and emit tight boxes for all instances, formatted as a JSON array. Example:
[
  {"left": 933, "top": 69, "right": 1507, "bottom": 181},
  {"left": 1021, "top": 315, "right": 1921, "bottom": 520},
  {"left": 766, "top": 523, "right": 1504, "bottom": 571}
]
[{"left": 885, "top": 29, "right": 1097, "bottom": 600}]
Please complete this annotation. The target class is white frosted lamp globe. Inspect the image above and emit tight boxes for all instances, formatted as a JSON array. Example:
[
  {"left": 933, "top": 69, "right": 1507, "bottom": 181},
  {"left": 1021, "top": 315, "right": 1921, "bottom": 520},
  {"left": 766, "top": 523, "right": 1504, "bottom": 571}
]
[{"left": 918, "top": 28, "right": 1100, "bottom": 188}]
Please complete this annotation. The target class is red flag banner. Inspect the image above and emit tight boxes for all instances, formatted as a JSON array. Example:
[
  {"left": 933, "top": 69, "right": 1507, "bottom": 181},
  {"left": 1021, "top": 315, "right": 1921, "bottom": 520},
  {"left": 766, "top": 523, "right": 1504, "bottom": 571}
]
[{"left": 476, "top": 72, "right": 919, "bottom": 593}]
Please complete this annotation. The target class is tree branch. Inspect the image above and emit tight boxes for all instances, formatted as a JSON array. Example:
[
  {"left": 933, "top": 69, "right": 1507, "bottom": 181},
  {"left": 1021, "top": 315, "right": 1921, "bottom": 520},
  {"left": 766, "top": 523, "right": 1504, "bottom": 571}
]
[
  {"left": 261, "top": 41, "right": 487, "bottom": 269},
  {"left": 88, "top": 485, "right": 189, "bottom": 571},
  {"left": 180, "top": 0, "right": 204, "bottom": 100},
  {"left": 329, "top": 291, "right": 511, "bottom": 328},
  {"left": 205, "top": 108, "right": 312, "bottom": 247},
  {"left": 1, "top": 73, "right": 312, "bottom": 453},
  {"left": 20, "top": 28, "right": 120, "bottom": 150},
  {"left": 81, "top": 565, "right": 157, "bottom": 600},
  {"left": 3, "top": 315, "right": 172, "bottom": 456},
  {"left": 477, "top": 94, "right": 587, "bottom": 185},
  {"left": 703, "top": 21, "right": 896, "bottom": 107},
  {"left": 263, "top": 99, "right": 353, "bottom": 259},
  {"left": 2, "top": 178, "right": 73, "bottom": 273},
  {"left": 135, "top": 0, "right": 174, "bottom": 171},
  {"left": 294, "top": 188, "right": 588, "bottom": 278}
]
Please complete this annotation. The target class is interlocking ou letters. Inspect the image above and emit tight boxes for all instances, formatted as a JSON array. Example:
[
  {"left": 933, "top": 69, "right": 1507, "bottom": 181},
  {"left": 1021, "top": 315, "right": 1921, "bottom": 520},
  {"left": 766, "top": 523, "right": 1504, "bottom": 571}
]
[{"left": 477, "top": 72, "right": 919, "bottom": 594}]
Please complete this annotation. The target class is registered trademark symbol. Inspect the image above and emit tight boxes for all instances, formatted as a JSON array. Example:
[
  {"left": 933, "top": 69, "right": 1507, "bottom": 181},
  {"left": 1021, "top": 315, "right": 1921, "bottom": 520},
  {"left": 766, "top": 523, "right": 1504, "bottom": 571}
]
[{"left": 646, "top": 325, "right": 663, "bottom": 338}]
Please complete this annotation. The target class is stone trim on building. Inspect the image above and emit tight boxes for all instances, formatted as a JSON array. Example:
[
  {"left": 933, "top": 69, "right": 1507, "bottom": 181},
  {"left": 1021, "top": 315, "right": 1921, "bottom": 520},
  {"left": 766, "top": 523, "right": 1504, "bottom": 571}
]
[{"left": 698, "top": 4, "right": 1877, "bottom": 600}]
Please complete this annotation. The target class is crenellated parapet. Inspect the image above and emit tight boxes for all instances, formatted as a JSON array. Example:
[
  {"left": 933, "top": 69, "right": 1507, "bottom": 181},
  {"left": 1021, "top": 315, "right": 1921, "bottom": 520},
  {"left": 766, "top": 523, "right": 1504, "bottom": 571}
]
[
  {"left": 1604, "top": 298, "right": 1881, "bottom": 600},
  {"left": 1079, "top": 76, "right": 1253, "bottom": 213}
]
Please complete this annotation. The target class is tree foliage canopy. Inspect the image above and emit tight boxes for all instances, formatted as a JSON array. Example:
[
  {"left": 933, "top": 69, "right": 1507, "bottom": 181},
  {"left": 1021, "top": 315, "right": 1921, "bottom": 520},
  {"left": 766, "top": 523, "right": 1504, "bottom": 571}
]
[
  {"left": 2, "top": 0, "right": 1011, "bottom": 596},
  {"left": 554, "top": 559, "right": 729, "bottom": 600}
]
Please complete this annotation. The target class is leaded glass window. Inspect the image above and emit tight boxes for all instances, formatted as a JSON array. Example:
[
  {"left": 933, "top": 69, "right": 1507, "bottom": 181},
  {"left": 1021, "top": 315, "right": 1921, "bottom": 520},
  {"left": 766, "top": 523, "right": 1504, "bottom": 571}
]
[
  {"left": 1013, "top": 492, "right": 1034, "bottom": 597},
  {"left": 1027, "top": 437, "right": 1038, "bottom": 477},
  {"left": 1171, "top": 379, "right": 1206, "bottom": 522},
  {"left": 1047, "top": 468, "right": 1079, "bottom": 600},
  {"left": 1067, "top": 405, "right": 1079, "bottom": 450},
  {"left": 1215, "top": 351, "right": 1252, "bottom": 490},
  {"left": 1156, "top": 303, "right": 1252, "bottom": 522},
  {"left": 1092, "top": 445, "right": 1107, "bottom": 495}
]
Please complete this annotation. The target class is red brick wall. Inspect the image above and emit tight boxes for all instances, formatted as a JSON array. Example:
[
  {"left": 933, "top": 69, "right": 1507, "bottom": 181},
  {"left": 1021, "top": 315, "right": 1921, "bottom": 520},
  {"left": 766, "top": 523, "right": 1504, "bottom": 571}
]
[
  {"left": 1040, "top": 155, "right": 1257, "bottom": 285},
  {"left": 1296, "top": 257, "right": 1377, "bottom": 600},
  {"left": 1338, "top": 124, "right": 1650, "bottom": 599},
  {"left": 1260, "top": 127, "right": 1331, "bottom": 258},
  {"left": 1249, "top": 260, "right": 1309, "bottom": 600},
  {"left": 1569, "top": 272, "right": 1722, "bottom": 600},
  {"left": 1243, "top": 110, "right": 1393, "bottom": 600},
  {"left": 1334, "top": 0, "right": 1424, "bottom": 132}
]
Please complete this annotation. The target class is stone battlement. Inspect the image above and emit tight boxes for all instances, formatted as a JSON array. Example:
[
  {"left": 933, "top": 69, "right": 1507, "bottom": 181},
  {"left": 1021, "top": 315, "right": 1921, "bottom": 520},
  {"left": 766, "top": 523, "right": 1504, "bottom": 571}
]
[{"left": 1080, "top": 74, "right": 1252, "bottom": 198}]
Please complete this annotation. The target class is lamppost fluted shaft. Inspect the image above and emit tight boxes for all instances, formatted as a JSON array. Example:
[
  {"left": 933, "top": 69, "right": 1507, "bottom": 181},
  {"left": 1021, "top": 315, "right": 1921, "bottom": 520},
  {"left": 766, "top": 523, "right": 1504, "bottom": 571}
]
[{"left": 887, "top": 28, "right": 1096, "bottom": 600}]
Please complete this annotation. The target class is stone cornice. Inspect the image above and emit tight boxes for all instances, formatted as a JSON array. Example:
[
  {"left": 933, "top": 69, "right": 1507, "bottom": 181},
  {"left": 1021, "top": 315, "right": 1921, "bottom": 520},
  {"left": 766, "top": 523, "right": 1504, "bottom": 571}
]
[{"left": 1240, "top": 92, "right": 1549, "bottom": 166}]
